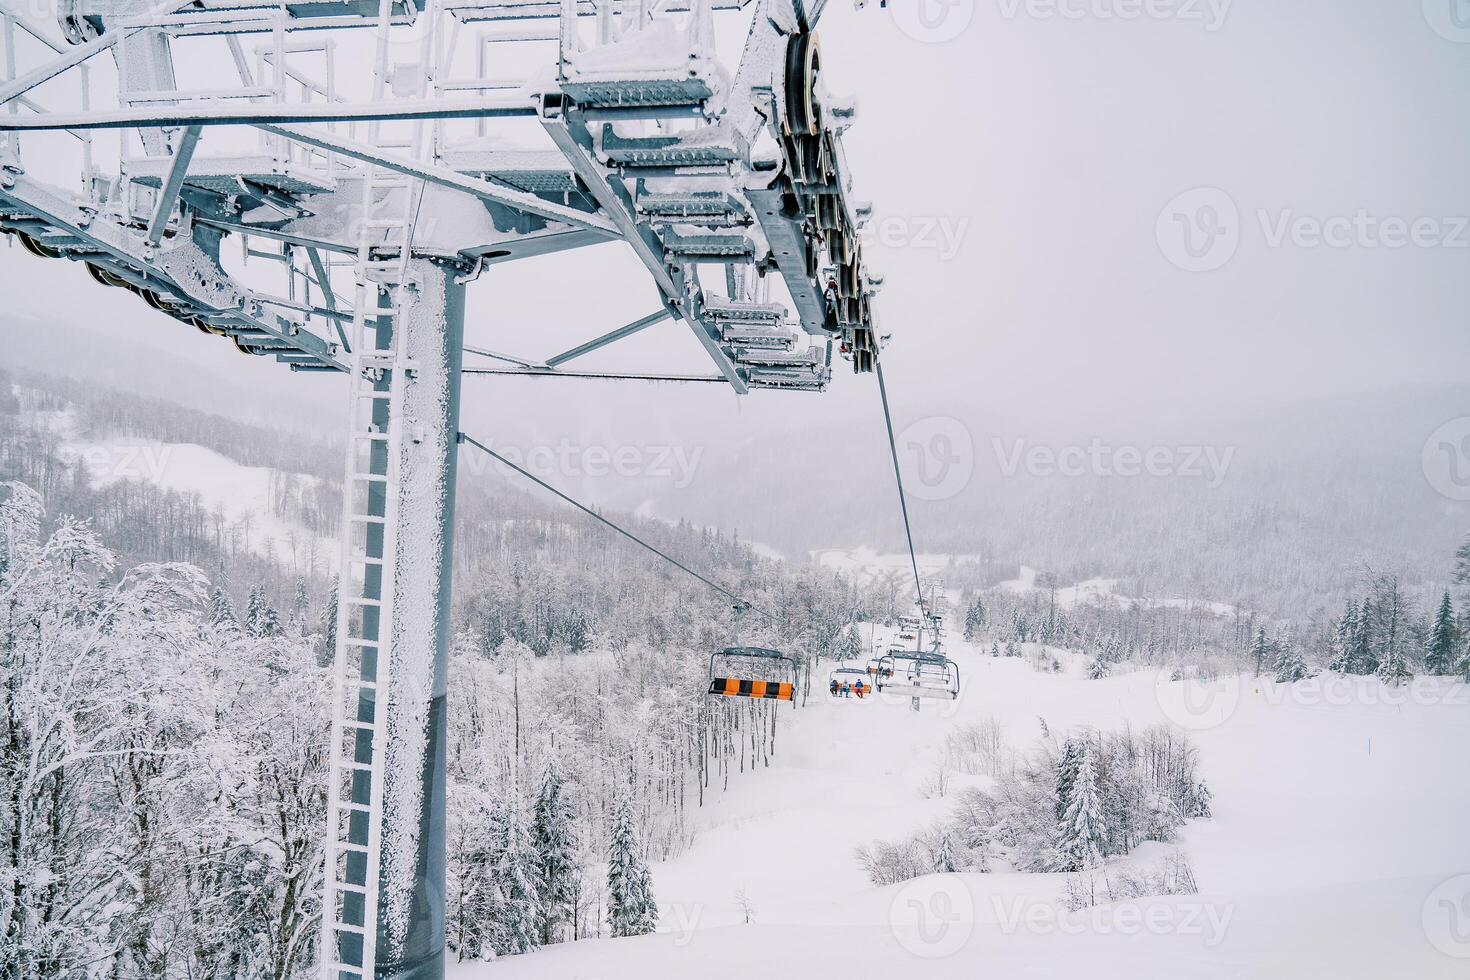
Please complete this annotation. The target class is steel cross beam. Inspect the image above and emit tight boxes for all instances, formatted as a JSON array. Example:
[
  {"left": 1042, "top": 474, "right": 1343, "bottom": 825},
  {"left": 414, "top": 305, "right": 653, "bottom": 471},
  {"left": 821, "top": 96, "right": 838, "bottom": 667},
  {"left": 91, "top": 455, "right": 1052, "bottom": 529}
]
[
  {"left": 0, "top": 96, "right": 538, "bottom": 131},
  {"left": 257, "top": 123, "right": 616, "bottom": 235}
]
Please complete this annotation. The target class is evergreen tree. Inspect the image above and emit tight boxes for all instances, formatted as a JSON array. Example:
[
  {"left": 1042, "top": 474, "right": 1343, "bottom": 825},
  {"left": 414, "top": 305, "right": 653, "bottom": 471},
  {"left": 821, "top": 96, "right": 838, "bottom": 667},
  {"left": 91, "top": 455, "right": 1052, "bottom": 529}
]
[
  {"left": 1058, "top": 742, "right": 1106, "bottom": 871},
  {"left": 206, "top": 586, "right": 237, "bottom": 627},
  {"left": 259, "top": 604, "right": 283, "bottom": 638},
  {"left": 1425, "top": 591, "right": 1457, "bottom": 676},
  {"left": 1376, "top": 641, "right": 1412, "bottom": 686},
  {"left": 490, "top": 801, "right": 543, "bottom": 956},
  {"left": 1186, "top": 780, "right": 1213, "bottom": 819},
  {"left": 989, "top": 641, "right": 1000, "bottom": 658},
  {"left": 1273, "top": 640, "right": 1308, "bottom": 684},
  {"left": 933, "top": 833, "right": 957, "bottom": 873},
  {"left": 531, "top": 763, "right": 580, "bottom": 945},
  {"left": 288, "top": 579, "right": 310, "bottom": 635},
  {"left": 1054, "top": 737, "right": 1084, "bottom": 824},
  {"left": 1086, "top": 658, "right": 1110, "bottom": 680},
  {"left": 1350, "top": 596, "right": 1379, "bottom": 675},
  {"left": 319, "top": 577, "right": 339, "bottom": 664},
  {"left": 606, "top": 801, "right": 657, "bottom": 938},
  {"left": 964, "top": 597, "right": 987, "bottom": 641},
  {"left": 1248, "top": 627, "right": 1272, "bottom": 676},
  {"left": 838, "top": 622, "right": 864, "bottom": 661},
  {"left": 1327, "top": 599, "right": 1356, "bottom": 673},
  {"left": 1454, "top": 533, "right": 1470, "bottom": 589},
  {"left": 245, "top": 587, "right": 276, "bottom": 640}
]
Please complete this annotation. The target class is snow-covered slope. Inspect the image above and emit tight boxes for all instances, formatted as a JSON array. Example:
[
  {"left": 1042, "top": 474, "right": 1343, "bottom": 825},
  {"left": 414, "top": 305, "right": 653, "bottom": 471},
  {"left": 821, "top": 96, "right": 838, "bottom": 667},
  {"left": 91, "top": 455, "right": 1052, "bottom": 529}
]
[
  {"left": 452, "top": 620, "right": 1470, "bottom": 979},
  {"left": 46, "top": 405, "right": 331, "bottom": 573}
]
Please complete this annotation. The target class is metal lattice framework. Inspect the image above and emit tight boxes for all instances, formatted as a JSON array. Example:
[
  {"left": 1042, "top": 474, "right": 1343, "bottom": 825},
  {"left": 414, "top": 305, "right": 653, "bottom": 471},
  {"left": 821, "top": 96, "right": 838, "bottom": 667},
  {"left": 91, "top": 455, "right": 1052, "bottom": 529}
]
[{"left": 0, "top": 1, "right": 884, "bottom": 976}]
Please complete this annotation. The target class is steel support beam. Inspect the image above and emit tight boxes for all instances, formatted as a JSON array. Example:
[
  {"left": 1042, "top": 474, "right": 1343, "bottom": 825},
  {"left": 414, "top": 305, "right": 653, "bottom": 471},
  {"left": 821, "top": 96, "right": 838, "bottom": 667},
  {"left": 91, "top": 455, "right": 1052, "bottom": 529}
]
[
  {"left": 146, "top": 124, "right": 201, "bottom": 245},
  {"left": 257, "top": 123, "right": 616, "bottom": 234},
  {"left": 0, "top": 96, "right": 536, "bottom": 131},
  {"left": 373, "top": 259, "right": 463, "bottom": 980},
  {"left": 544, "top": 308, "right": 670, "bottom": 367}
]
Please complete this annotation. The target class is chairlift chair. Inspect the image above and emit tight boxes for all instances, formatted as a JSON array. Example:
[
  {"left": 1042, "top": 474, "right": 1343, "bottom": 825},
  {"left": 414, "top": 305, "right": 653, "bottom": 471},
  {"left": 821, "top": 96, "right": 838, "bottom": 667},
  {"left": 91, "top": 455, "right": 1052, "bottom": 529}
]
[
  {"left": 708, "top": 646, "right": 798, "bottom": 703},
  {"left": 866, "top": 657, "right": 893, "bottom": 681},
  {"left": 874, "top": 651, "right": 960, "bottom": 700},
  {"left": 827, "top": 666, "right": 873, "bottom": 699}
]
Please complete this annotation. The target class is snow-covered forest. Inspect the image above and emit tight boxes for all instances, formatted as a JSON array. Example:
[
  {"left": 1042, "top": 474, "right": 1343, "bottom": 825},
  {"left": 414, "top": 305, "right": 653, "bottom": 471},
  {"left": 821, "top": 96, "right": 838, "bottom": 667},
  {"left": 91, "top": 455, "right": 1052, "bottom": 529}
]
[
  {"left": 0, "top": 368, "right": 895, "bottom": 975},
  {"left": 4, "top": 353, "right": 1469, "bottom": 978}
]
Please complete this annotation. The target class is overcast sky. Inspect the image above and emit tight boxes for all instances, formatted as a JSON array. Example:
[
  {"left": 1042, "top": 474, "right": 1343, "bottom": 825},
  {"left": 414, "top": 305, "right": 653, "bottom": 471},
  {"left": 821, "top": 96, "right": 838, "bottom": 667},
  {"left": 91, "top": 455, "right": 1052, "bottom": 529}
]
[{"left": 2, "top": 0, "right": 1466, "bottom": 449}]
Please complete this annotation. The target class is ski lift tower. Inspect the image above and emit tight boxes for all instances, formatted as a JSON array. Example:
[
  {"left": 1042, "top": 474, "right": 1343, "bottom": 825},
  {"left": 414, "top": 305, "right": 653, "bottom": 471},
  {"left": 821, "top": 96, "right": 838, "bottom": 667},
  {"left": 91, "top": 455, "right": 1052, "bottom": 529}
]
[{"left": 0, "top": 0, "right": 883, "bottom": 975}]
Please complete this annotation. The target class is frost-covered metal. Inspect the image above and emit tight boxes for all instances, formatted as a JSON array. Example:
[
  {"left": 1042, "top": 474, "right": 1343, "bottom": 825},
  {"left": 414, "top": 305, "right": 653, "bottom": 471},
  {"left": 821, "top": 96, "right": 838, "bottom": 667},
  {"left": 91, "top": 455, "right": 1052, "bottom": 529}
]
[{"left": 0, "top": 0, "right": 884, "bottom": 975}]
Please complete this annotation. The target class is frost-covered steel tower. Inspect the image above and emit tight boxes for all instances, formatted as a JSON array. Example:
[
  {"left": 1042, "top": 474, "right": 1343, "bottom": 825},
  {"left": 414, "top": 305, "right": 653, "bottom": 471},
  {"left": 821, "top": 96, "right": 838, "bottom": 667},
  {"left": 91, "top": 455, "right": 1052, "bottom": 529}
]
[{"left": 0, "top": 0, "right": 883, "bottom": 975}]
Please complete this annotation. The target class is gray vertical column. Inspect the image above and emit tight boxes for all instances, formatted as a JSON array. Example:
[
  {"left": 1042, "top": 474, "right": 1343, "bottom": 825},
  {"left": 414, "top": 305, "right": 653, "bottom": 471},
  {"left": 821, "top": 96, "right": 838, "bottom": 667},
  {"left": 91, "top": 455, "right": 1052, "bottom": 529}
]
[{"left": 374, "top": 258, "right": 466, "bottom": 980}]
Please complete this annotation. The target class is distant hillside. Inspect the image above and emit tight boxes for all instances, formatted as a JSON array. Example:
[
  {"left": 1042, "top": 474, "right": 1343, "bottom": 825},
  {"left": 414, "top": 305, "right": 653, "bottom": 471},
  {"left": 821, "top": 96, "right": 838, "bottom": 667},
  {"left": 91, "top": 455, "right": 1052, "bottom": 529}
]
[{"left": 628, "top": 384, "right": 1470, "bottom": 623}]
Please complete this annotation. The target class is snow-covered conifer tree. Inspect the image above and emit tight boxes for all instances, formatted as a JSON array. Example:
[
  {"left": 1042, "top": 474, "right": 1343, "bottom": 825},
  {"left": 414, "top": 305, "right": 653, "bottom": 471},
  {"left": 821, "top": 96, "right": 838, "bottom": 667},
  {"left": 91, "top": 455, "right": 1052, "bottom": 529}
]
[
  {"left": 490, "top": 801, "right": 543, "bottom": 955},
  {"left": 1376, "top": 641, "right": 1412, "bottom": 686},
  {"left": 207, "top": 585, "right": 237, "bottom": 626},
  {"left": 1350, "top": 598, "right": 1379, "bottom": 675},
  {"left": 964, "top": 597, "right": 987, "bottom": 641},
  {"left": 933, "top": 832, "right": 957, "bottom": 873},
  {"left": 606, "top": 801, "right": 658, "bottom": 938},
  {"left": 1059, "top": 742, "right": 1106, "bottom": 871},
  {"left": 532, "top": 762, "right": 581, "bottom": 944},
  {"left": 1054, "top": 737, "right": 1084, "bottom": 823},
  {"left": 1248, "top": 627, "right": 1272, "bottom": 676},
  {"left": 1425, "top": 591, "right": 1457, "bottom": 676},
  {"left": 1273, "top": 640, "right": 1308, "bottom": 684}
]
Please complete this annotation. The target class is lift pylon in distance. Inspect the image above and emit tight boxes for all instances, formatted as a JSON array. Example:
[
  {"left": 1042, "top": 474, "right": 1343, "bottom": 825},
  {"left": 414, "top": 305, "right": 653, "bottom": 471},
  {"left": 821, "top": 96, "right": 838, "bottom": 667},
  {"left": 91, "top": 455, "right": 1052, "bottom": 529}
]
[{"left": 0, "top": 0, "right": 887, "bottom": 977}]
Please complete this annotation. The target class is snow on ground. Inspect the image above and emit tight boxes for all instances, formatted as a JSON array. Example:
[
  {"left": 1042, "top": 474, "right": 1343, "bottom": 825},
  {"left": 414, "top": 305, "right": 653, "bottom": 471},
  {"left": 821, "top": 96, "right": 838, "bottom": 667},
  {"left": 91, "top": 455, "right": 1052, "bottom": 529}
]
[
  {"left": 1001, "top": 563, "right": 1240, "bottom": 616},
  {"left": 452, "top": 613, "right": 1470, "bottom": 979},
  {"left": 46, "top": 404, "right": 329, "bottom": 571},
  {"left": 811, "top": 546, "right": 960, "bottom": 584}
]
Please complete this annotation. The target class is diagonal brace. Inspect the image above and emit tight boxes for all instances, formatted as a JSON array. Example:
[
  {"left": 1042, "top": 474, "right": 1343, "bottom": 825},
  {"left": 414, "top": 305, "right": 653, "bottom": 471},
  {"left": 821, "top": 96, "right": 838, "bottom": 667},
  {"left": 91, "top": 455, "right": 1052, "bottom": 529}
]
[
  {"left": 545, "top": 308, "right": 671, "bottom": 367},
  {"left": 146, "top": 125, "right": 200, "bottom": 245}
]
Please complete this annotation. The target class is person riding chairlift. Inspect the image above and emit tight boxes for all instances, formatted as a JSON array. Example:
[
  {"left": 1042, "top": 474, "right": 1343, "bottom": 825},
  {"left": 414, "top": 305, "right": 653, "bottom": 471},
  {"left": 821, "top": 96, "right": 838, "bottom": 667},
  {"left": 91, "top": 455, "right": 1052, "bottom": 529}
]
[
  {"left": 829, "top": 677, "right": 840, "bottom": 697},
  {"left": 840, "top": 680, "right": 852, "bottom": 698},
  {"left": 853, "top": 677, "right": 867, "bottom": 699}
]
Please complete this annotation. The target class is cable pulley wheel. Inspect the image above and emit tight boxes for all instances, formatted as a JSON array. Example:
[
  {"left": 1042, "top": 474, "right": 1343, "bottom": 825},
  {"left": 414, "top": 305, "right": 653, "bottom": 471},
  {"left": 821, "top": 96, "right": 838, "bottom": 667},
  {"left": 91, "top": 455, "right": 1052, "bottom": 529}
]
[
  {"left": 17, "top": 231, "right": 62, "bottom": 260},
  {"left": 784, "top": 32, "right": 821, "bottom": 137}
]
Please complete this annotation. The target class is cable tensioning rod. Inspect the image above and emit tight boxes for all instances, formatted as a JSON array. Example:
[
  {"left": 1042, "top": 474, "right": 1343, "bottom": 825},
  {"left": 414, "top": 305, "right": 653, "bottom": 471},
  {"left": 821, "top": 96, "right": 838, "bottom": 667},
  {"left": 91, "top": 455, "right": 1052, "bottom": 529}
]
[
  {"left": 875, "top": 359, "right": 925, "bottom": 615},
  {"left": 457, "top": 432, "right": 776, "bottom": 621}
]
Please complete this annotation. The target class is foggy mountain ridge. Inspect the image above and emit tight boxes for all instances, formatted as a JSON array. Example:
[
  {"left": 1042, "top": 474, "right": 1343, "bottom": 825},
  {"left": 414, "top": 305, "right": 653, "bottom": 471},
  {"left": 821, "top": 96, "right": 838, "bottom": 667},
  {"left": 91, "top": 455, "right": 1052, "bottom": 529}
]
[{"left": 5, "top": 312, "right": 1465, "bottom": 624}]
